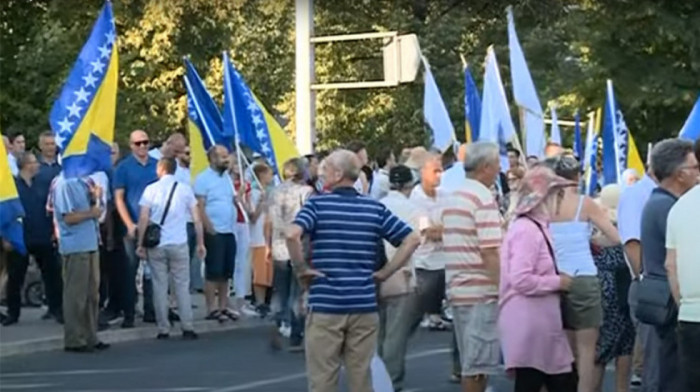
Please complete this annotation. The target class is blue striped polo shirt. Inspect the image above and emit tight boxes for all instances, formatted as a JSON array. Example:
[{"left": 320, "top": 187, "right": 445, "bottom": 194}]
[{"left": 293, "top": 187, "right": 413, "bottom": 314}]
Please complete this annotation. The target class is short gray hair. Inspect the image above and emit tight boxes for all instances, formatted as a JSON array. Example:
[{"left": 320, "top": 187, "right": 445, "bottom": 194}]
[
  {"left": 464, "top": 142, "right": 499, "bottom": 173},
  {"left": 327, "top": 149, "right": 360, "bottom": 182},
  {"left": 650, "top": 138, "right": 694, "bottom": 182}
]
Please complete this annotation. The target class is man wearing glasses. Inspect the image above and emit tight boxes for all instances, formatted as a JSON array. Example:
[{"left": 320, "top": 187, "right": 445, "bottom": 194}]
[{"left": 113, "top": 130, "right": 158, "bottom": 328}]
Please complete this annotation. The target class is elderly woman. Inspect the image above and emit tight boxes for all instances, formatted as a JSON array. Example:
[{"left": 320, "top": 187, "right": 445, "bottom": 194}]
[
  {"left": 498, "top": 166, "right": 577, "bottom": 391},
  {"left": 591, "top": 185, "right": 635, "bottom": 392}
]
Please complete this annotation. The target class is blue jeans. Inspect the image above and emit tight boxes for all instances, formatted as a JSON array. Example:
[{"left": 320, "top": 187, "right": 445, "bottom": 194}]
[
  {"left": 123, "top": 236, "right": 154, "bottom": 320},
  {"left": 186, "top": 223, "right": 203, "bottom": 291},
  {"left": 271, "top": 260, "right": 304, "bottom": 345}
]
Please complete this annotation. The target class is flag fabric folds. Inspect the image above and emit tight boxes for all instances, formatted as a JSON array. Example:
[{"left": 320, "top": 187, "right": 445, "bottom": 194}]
[
  {"left": 479, "top": 46, "right": 521, "bottom": 171},
  {"left": 464, "top": 64, "right": 481, "bottom": 144},
  {"left": 602, "top": 80, "right": 644, "bottom": 185},
  {"left": 184, "top": 59, "right": 227, "bottom": 182},
  {"left": 422, "top": 57, "right": 455, "bottom": 152},
  {"left": 573, "top": 111, "right": 583, "bottom": 160},
  {"left": 0, "top": 131, "right": 26, "bottom": 256},
  {"left": 549, "top": 106, "right": 562, "bottom": 145},
  {"left": 507, "top": 6, "right": 545, "bottom": 159},
  {"left": 49, "top": 2, "right": 117, "bottom": 178},
  {"left": 679, "top": 96, "right": 700, "bottom": 141},
  {"left": 222, "top": 53, "right": 298, "bottom": 176},
  {"left": 582, "top": 111, "right": 599, "bottom": 196}
]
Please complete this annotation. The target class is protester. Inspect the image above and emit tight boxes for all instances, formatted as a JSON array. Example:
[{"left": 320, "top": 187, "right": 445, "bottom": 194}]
[
  {"left": 113, "top": 130, "right": 157, "bottom": 328},
  {"left": 498, "top": 165, "right": 576, "bottom": 392},
  {"left": 507, "top": 145, "right": 522, "bottom": 171},
  {"left": 35, "top": 131, "right": 62, "bottom": 191},
  {"left": 639, "top": 139, "right": 697, "bottom": 392},
  {"left": 7, "top": 131, "right": 25, "bottom": 176},
  {"left": 136, "top": 157, "right": 204, "bottom": 340},
  {"left": 377, "top": 164, "right": 422, "bottom": 391},
  {"left": 286, "top": 149, "right": 420, "bottom": 392},
  {"left": 303, "top": 153, "right": 320, "bottom": 192},
  {"left": 53, "top": 174, "right": 108, "bottom": 352},
  {"left": 664, "top": 138, "right": 700, "bottom": 392},
  {"left": 268, "top": 158, "right": 314, "bottom": 350},
  {"left": 526, "top": 155, "right": 539, "bottom": 168},
  {"left": 370, "top": 147, "right": 395, "bottom": 200},
  {"left": 229, "top": 157, "right": 254, "bottom": 315},
  {"left": 442, "top": 141, "right": 503, "bottom": 392},
  {"left": 346, "top": 140, "right": 371, "bottom": 194},
  {"left": 194, "top": 145, "right": 238, "bottom": 323},
  {"left": 543, "top": 155, "right": 620, "bottom": 392},
  {"left": 440, "top": 143, "right": 468, "bottom": 192},
  {"left": 249, "top": 163, "right": 274, "bottom": 316},
  {"left": 621, "top": 168, "right": 641, "bottom": 189},
  {"left": 591, "top": 184, "right": 635, "bottom": 392}
]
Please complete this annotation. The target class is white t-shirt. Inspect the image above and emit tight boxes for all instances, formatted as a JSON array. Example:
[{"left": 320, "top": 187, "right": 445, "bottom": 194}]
[
  {"left": 8, "top": 153, "right": 18, "bottom": 176},
  {"left": 409, "top": 185, "right": 447, "bottom": 270},
  {"left": 249, "top": 188, "right": 267, "bottom": 247},
  {"left": 666, "top": 185, "right": 700, "bottom": 322},
  {"left": 139, "top": 175, "right": 197, "bottom": 246}
]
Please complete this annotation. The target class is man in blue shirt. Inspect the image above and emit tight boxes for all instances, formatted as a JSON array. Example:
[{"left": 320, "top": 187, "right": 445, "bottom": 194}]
[
  {"left": 4, "top": 152, "right": 62, "bottom": 326},
  {"left": 286, "top": 149, "right": 420, "bottom": 392},
  {"left": 53, "top": 174, "right": 109, "bottom": 352},
  {"left": 113, "top": 130, "right": 158, "bottom": 327}
]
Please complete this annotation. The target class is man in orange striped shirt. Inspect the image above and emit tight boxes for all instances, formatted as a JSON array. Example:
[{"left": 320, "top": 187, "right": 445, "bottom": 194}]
[{"left": 442, "top": 141, "right": 503, "bottom": 392}]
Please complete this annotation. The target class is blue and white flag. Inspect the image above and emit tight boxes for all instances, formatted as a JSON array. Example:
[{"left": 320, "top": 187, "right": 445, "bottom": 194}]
[
  {"left": 679, "top": 96, "right": 700, "bottom": 141},
  {"left": 573, "top": 111, "right": 583, "bottom": 160},
  {"left": 422, "top": 56, "right": 455, "bottom": 152},
  {"left": 550, "top": 106, "right": 562, "bottom": 145},
  {"left": 582, "top": 111, "right": 599, "bottom": 196}
]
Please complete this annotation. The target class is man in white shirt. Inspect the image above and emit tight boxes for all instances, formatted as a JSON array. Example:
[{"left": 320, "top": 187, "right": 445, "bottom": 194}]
[
  {"left": 136, "top": 157, "right": 205, "bottom": 340},
  {"left": 439, "top": 144, "right": 467, "bottom": 193},
  {"left": 409, "top": 150, "right": 448, "bottom": 329},
  {"left": 371, "top": 147, "right": 395, "bottom": 200}
]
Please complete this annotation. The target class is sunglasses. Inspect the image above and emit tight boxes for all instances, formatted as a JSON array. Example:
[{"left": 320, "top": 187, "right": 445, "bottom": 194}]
[{"left": 133, "top": 140, "right": 149, "bottom": 147}]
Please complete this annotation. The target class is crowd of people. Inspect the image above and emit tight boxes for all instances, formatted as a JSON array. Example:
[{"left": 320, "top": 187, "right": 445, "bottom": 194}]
[{"left": 1, "top": 128, "right": 699, "bottom": 392}]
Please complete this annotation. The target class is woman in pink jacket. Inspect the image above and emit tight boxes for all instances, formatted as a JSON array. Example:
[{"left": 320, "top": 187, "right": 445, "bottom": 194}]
[{"left": 498, "top": 165, "right": 577, "bottom": 391}]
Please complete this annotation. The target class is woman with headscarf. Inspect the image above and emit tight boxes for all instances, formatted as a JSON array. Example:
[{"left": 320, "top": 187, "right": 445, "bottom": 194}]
[
  {"left": 498, "top": 165, "right": 578, "bottom": 391},
  {"left": 591, "top": 184, "right": 635, "bottom": 392}
]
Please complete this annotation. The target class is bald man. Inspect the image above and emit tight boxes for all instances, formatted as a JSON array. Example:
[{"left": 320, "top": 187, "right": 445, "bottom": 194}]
[
  {"left": 113, "top": 130, "right": 158, "bottom": 327},
  {"left": 150, "top": 133, "right": 191, "bottom": 186}
]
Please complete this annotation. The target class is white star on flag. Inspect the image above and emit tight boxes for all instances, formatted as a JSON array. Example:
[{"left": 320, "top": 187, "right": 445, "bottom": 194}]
[
  {"left": 105, "top": 30, "right": 116, "bottom": 44},
  {"left": 246, "top": 100, "right": 258, "bottom": 112},
  {"left": 261, "top": 142, "right": 271, "bottom": 153},
  {"left": 256, "top": 128, "right": 266, "bottom": 140},
  {"left": 83, "top": 73, "right": 98, "bottom": 88},
  {"left": 66, "top": 102, "right": 82, "bottom": 118},
  {"left": 91, "top": 59, "right": 106, "bottom": 74},
  {"left": 58, "top": 117, "right": 74, "bottom": 133},
  {"left": 55, "top": 133, "right": 66, "bottom": 149},
  {"left": 74, "top": 87, "right": 90, "bottom": 103},
  {"left": 189, "top": 110, "right": 198, "bottom": 120},
  {"left": 252, "top": 114, "right": 263, "bottom": 126},
  {"left": 98, "top": 44, "right": 111, "bottom": 59}
]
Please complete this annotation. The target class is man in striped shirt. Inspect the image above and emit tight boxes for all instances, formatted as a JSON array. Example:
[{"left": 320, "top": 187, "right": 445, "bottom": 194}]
[
  {"left": 442, "top": 142, "right": 503, "bottom": 392},
  {"left": 286, "top": 149, "right": 421, "bottom": 392}
]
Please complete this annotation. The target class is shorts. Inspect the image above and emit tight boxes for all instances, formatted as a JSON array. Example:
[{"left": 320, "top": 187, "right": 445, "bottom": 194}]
[
  {"left": 452, "top": 302, "right": 501, "bottom": 377},
  {"left": 204, "top": 233, "right": 236, "bottom": 281},
  {"left": 251, "top": 246, "right": 272, "bottom": 287},
  {"left": 562, "top": 275, "right": 603, "bottom": 330},
  {"left": 416, "top": 269, "right": 445, "bottom": 315}
]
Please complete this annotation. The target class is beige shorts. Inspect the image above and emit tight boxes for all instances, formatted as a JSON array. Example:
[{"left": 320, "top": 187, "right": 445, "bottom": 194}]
[{"left": 452, "top": 302, "right": 501, "bottom": 377}]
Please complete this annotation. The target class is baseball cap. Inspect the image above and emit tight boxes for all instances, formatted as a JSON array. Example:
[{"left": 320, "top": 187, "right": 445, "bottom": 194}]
[{"left": 389, "top": 165, "right": 413, "bottom": 186}]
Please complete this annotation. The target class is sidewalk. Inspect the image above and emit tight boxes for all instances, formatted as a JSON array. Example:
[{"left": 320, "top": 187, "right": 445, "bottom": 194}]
[{"left": 0, "top": 293, "right": 269, "bottom": 358}]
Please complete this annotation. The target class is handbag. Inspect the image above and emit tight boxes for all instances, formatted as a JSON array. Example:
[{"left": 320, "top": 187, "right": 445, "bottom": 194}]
[
  {"left": 634, "top": 273, "right": 677, "bottom": 327},
  {"left": 142, "top": 182, "right": 178, "bottom": 249},
  {"left": 522, "top": 216, "right": 570, "bottom": 329}
]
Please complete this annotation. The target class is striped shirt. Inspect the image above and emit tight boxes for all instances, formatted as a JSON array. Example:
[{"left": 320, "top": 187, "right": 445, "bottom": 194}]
[
  {"left": 293, "top": 186, "right": 413, "bottom": 314},
  {"left": 443, "top": 178, "right": 502, "bottom": 305}
]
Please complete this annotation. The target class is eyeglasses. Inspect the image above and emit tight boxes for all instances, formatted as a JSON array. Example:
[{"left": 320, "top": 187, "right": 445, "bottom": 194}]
[{"left": 133, "top": 140, "right": 149, "bottom": 147}]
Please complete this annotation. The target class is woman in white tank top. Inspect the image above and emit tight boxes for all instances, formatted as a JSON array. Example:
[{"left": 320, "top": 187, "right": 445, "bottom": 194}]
[{"left": 543, "top": 155, "right": 620, "bottom": 392}]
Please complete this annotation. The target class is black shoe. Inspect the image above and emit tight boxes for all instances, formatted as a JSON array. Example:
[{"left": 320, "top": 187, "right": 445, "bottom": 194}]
[
  {"left": 156, "top": 333, "right": 170, "bottom": 340},
  {"left": 65, "top": 345, "right": 94, "bottom": 353},
  {"left": 143, "top": 313, "right": 156, "bottom": 323},
  {"left": 168, "top": 309, "right": 180, "bottom": 322},
  {"left": 1, "top": 317, "right": 18, "bottom": 326},
  {"left": 94, "top": 342, "right": 110, "bottom": 351},
  {"left": 182, "top": 330, "right": 198, "bottom": 340},
  {"left": 121, "top": 319, "right": 135, "bottom": 329},
  {"left": 0, "top": 312, "right": 7, "bottom": 323}
]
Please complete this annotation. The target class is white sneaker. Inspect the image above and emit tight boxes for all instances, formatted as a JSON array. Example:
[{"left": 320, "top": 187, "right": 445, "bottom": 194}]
[
  {"left": 630, "top": 374, "right": 642, "bottom": 386},
  {"left": 240, "top": 304, "right": 259, "bottom": 317},
  {"left": 281, "top": 325, "right": 291, "bottom": 338}
]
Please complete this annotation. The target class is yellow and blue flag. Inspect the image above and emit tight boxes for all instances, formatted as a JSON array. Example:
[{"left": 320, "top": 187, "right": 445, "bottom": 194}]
[
  {"left": 679, "top": 96, "right": 700, "bottom": 141},
  {"left": 582, "top": 110, "right": 600, "bottom": 196},
  {"left": 0, "top": 131, "right": 26, "bottom": 255},
  {"left": 49, "top": 2, "right": 117, "bottom": 178},
  {"left": 602, "top": 80, "right": 644, "bottom": 185},
  {"left": 222, "top": 52, "right": 298, "bottom": 176},
  {"left": 184, "top": 59, "right": 228, "bottom": 182},
  {"left": 464, "top": 64, "right": 481, "bottom": 144}
]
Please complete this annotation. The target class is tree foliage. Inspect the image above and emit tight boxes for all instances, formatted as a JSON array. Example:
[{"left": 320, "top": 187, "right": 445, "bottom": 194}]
[{"left": 1, "top": 0, "right": 698, "bottom": 155}]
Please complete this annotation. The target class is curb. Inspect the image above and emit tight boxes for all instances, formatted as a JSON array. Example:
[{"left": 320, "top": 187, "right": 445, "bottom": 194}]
[{"left": 0, "top": 318, "right": 270, "bottom": 359}]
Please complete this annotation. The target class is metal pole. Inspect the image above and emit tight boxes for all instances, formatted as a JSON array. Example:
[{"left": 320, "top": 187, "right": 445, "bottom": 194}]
[{"left": 295, "top": 0, "right": 315, "bottom": 155}]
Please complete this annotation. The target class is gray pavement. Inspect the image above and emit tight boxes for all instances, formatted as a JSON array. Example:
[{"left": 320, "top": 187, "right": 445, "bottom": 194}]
[{"left": 0, "top": 327, "right": 624, "bottom": 392}]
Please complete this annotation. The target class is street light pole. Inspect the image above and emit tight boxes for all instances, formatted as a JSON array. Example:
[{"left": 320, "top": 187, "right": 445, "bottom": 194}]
[{"left": 295, "top": 0, "right": 315, "bottom": 155}]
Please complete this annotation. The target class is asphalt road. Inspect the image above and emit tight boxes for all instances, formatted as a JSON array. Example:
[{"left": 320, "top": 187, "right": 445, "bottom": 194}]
[{"left": 0, "top": 326, "right": 622, "bottom": 392}]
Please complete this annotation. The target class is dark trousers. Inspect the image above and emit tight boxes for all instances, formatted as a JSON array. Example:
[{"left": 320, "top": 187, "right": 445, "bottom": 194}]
[
  {"left": 514, "top": 368, "right": 577, "bottom": 392},
  {"left": 123, "top": 237, "right": 154, "bottom": 321},
  {"left": 271, "top": 260, "right": 304, "bottom": 345},
  {"left": 6, "top": 245, "right": 62, "bottom": 319},
  {"left": 99, "top": 243, "right": 127, "bottom": 314},
  {"left": 678, "top": 321, "right": 700, "bottom": 392},
  {"left": 5, "top": 250, "right": 28, "bottom": 319},
  {"left": 657, "top": 322, "right": 682, "bottom": 392}
]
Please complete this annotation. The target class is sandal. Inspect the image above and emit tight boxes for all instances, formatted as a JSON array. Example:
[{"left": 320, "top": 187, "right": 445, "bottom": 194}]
[
  {"left": 205, "top": 310, "right": 220, "bottom": 321},
  {"left": 222, "top": 308, "right": 240, "bottom": 321}
]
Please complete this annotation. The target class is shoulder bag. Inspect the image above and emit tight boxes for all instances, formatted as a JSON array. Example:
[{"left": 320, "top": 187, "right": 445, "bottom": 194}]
[
  {"left": 142, "top": 182, "right": 178, "bottom": 248},
  {"left": 634, "top": 273, "right": 677, "bottom": 327}
]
